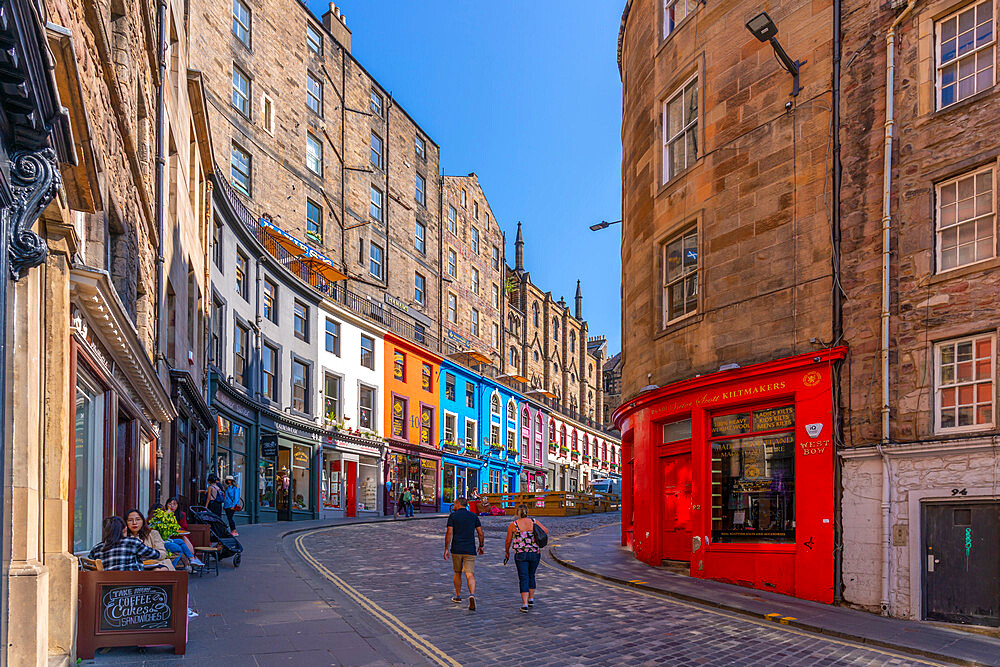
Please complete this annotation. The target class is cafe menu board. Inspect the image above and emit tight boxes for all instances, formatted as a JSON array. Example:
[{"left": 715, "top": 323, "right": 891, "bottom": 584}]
[
  {"left": 99, "top": 584, "right": 173, "bottom": 632},
  {"left": 711, "top": 405, "right": 794, "bottom": 437}
]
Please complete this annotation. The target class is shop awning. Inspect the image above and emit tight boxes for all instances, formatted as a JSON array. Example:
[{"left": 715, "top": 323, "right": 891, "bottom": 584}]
[
  {"left": 299, "top": 247, "right": 347, "bottom": 282},
  {"left": 527, "top": 388, "right": 557, "bottom": 399},
  {"left": 260, "top": 218, "right": 347, "bottom": 282},
  {"left": 448, "top": 349, "right": 492, "bottom": 365},
  {"left": 260, "top": 218, "right": 309, "bottom": 256},
  {"left": 498, "top": 373, "right": 528, "bottom": 384}
]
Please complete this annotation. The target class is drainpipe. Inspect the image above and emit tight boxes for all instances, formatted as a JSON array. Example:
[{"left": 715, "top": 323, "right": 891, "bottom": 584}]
[
  {"left": 878, "top": 0, "right": 917, "bottom": 616},
  {"left": 154, "top": 0, "right": 169, "bottom": 504},
  {"left": 831, "top": 0, "right": 844, "bottom": 604}
]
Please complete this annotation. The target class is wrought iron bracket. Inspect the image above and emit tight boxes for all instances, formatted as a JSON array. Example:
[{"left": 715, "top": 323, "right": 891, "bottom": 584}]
[{"left": 7, "top": 147, "right": 59, "bottom": 280}]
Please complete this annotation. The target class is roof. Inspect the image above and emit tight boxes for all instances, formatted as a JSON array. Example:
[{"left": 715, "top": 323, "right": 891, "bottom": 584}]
[
  {"left": 617, "top": 0, "right": 633, "bottom": 78},
  {"left": 603, "top": 352, "right": 623, "bottom": 373}
]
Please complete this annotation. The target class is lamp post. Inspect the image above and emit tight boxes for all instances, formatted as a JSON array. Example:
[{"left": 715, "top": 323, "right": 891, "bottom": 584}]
[
  {"left": 589, "top": 219, "right": 622, "bottom": 232},
  {"left": 746, "top": 12, "right": 806, "bottom": 97}
]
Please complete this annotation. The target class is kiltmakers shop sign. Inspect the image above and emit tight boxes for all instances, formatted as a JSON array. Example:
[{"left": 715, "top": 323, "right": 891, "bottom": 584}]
[{"left": 99, "top": 584, "right": 173, "bottom": 631}]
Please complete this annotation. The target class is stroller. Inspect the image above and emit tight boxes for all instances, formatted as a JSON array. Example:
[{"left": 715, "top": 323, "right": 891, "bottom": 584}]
[{"left": 188, "top": 505, "right": 244, "bottom": 567}]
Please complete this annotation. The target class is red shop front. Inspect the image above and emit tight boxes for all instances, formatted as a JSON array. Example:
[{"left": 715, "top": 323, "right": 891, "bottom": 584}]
[{"left": 614, "top": 347, "right": 846, "bottom": 604}]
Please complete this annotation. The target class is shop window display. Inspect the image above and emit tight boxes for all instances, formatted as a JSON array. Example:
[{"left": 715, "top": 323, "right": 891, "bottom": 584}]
[
  {"left": 358, "top": 456, "right": 378, "bottom": 511},
  {"left": 292, "top": 444, "right": 311, "bottom": 510},
  {"left": 710, "top": 405, "right": 795, "bottom": 543},
  {"left": 322, "top": 457, "right": 341, "bottom": 509},
  {"left": 74, "top": 371, "right": 105, "bottom": 553},
  {"left": 258, "top": 454, "right": 275, "bottom": 508},
  {"left": 420, "top": 459, "right": 437, "bottom": 504}
]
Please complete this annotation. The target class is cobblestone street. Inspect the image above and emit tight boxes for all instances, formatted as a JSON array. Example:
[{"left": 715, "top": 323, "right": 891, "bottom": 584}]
[{"left": 294, "top": 515, "right": 933, "bottom": 666}]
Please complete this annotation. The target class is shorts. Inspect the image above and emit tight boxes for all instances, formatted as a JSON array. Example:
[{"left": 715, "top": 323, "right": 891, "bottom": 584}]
[{"left": 451, "top": 553, "right": 476, "bottom": 574}]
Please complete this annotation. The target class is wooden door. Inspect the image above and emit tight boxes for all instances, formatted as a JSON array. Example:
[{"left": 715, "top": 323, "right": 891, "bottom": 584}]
[
  {"left": 923, "top": 502, "right": 1000, "bottom": 627},
  {"left": 660, "top": 453, "right": 693, "bottom": 561}
]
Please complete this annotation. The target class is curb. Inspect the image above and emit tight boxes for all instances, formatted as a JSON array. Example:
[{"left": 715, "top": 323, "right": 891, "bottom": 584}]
[
  {"left": 547, "top": 542, "right": 986, "bottom": 667},
  {"left": 278, "top": 513, "right": 448, "bottom": 540}
]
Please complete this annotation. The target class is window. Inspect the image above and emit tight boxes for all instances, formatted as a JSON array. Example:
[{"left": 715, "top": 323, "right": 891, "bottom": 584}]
[
  {"left": 292, "top": 359, "right": 309, "bottom": 413},
  {"left": 232, "top": 65, "right": 250, "bottom": 117},
  {"left": 369, "top": 242, "right": 384, "bottom": 280},
  {"left": 471, "top": 226, "right": 480, "bottom": 254},
  {"left": 73, "top": 370, "right": 105, "bottom": 552},
  {"left": 234, "top": 321, "right": 249, "bottom": 386},
  {"left": 414, "top": 272, "right": 425, "bottom": 305},
  {"left": 231, "top": 142, "right": 251, "bottom": 195},
  {"left": 448, "top": 206, "right": 457, "bottom": 233},
  {"left": 370, "top": 186, "right": 383, "bottom": 222},
  {"left": 492, "top": 245, "right": 500, "bottom": 270},
  {"left": 471, "top": 309, "right": 480, "bottom": 337},
  {"left": 392, "top": 396, "right": 407, "bottom": 438},
  {"left": 936, "top": 167, "right": 994, "bottom": 272},
  {"left": 358, "top": 239, "right": 364, "bottom": 265},
  {"left": 422, "top": 363, "right": 433, "bottom": 392},
  {"left": 212, "top": 298, "right": 224, "bottom": 362},
  {"left": 492, "top": 283, "right": 500, "bottom": 309},
  {"left": 324, "top": 373, "right": 341, "bottom": 421},
  {"left": 370, "top": 89, "right": 383, "bottom": 116},
  {"left": 491, "top": 393, "right": 501, "bottom": 417},
  {"left": 325, "top": 319, "right": 341, "bottom": 355},
  {"left": 448, "top": 293, "right": 457, "bottom": 323},
  {"left": 420, "top": 406, "right": 434, "bottom": 446},
  {"left": 293, "top": 301, "right": 308, "bottom": 341},
  {"left": 306, "top": 133, "right": 322, "bottom": 175},
  {"left": 261, "top": 343, "right": 277, "bottom": 400},
  {"left": 235, "top": 250, "right": 248, "bottom": 299},
  {"left": 306, "top": 72, "right": 323, "bottom": 114},
  {"left": 232, "top": 0, "right": 251, "bottom": 45},
  {"left": 491, "top": 424, "right": 501, "bottom": 449},
  {"left": 261, "top": 93, "right": 274, "bottom": 133},
  {"left": 532, "top": 303, "right": 539, "bottom": 327},
  {"left": 213, "top": 219, "right": 223, "bottom": 268},
  {"left": 415, "top": 220, "right": 426, "bottom": 254},
  {"left": 263, "top": 279, "right": 277, "bottom": 322},
  {"left": 510, "top": 346, "right": 518, "bottom": 367},
  {"left": 507, "top": 399, "right": 516, "bottom": 422},
  {"left": 663, "top": 227, "right": 698, "bottom": 323},
  {"left": 936, "top": 334, "right": 994, "bottom": 431},
  {"left": 663, "top": 0, "right": 695, "bottom": 38},
  {"left": 415, "top": 173, "right": 426, "bottom": 206},
  {"left": 306, "top": 199, "right": 322, "bottom": 241},
  {"left": 662, "top": 77, "right": 698, "bottom": 183},
  {"left": 553, "top": 318, "right": 559, "bottom": 340},
  {"left": 306, "top": 22, "right": 322, "bottom": 55},
  {"left": 360, "top": 335, "right": 375, "bottom": 369},
  {"left": 570, "top": 331, "right": 576, "bottom": 353},
  {"left": 358, "top": 385, "right": 375, "bottom": 429},
  {"left": 447, "top": 249, "right": 457, "bottom": 278},
  {"left": 490, "top": 322, "right": 500, "bottom": 350},
  {"left": 445, "top": 374, "right": 456, "bottom": 401},
  {"left": 466, "top": 382, "right": 475, "bottom": 409},
  {"left": 370, "top": 132, "right": 383, "bottom": 169},
  {"left": 393, "top": 350, "right": 405, "bottom": 381},
  {"left": 937, "top": 1, "right": 994, "bottom": 108},
  {"left": 444, "top": 413, "right": 457, "bottom": 443},
  {"left": 473, "top": 201, "right": 480, "bottom": 219},
  {"left": 461, "top": 188, "right": 467, "bottom": 207},
  {"left": 415, "top": 135, "right": 426, "bottom": 159},
  {"left": 711, "top": 404, "right": 795, "bottom": 543},
  {"left": 471, "top": 267, "right": 480, "bottom": 294}
]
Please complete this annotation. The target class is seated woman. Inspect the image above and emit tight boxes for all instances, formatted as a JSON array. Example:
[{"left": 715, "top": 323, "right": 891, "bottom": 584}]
[
  {"left": 148, "top": 502, "right": 200, "bottom": 571},
  {"left": 88, "top": 516, "right": 161, "bottom": 571},
  {"left": 165, "top": 497, "right": 201, "bottom": 565},
  {"left": 124, "top": 508, "right": 174, "bottom": 570}
]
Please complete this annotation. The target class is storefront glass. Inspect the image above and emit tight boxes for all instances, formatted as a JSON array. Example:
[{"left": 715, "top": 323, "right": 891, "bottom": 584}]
[
  {"left": 443, "top": 463, "right": 456, "bottom": 503},
  {"left": 258, "top": 452, "right": 276, "bottom": 509},
  {"left": 467, "top": 468, "right": 480, "bottom": 495},
  {"left": 74, "top": 371, "right": 105, "bottom": 553},
  {"left": 420, "top": 459, "right": 437, "bottom": 505},
  {"left": 322, "top": 456, "right": 341, "bottom": 510},
  {"left": 291, "top": 444, "right": 311, "bottom": 510},
  {"left": 215, "top": 417, "right": 248, "bottom": 501},
  {"left": 389, "top": 452, "right": 437, "bottom": 506},
  {"left": 358, "top": 456, "right": 378, "bottom": 511},
  {"left": 710, "top": 405, "right": 795, "bottom": 543}
]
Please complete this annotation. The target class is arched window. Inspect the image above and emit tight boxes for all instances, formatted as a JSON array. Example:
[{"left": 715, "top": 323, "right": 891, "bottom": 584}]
[
  {"left": 509, "top": 346, "right": 518, "bottom": 367},
  {"left": 490, "top": 392, "right": 501, "bottom": 417},
  {"left": 549, "top": 419, "right": 557, "bottom": 443},
  {"left": 533, "top": 350, "right": 540, "bottom": 361},
  {"left": 572, "top": 430, "right": 578, "bottom": 452},
  {"left": 602, "top": 442, "right": 608, "bottom": 462},
  {"left": 552, "top": 318, "right": 559, "bottom": 340},
  {"left": 535, "top": 413, "right": 543, "bottom": 435},
  {"left": 583, "top": 435, "right": 589, "bottom": 456},
  {"left": 554, "top": 362, "right": 559, "bottom": 374},
  {"left": 560, "top": 425, "right": 567, "bottom": 449},
  {"left": 532, "top": 302, "right": 539, "bottom": 327},
  {"left": 570, "top": 331, "right": 576, "bottom": 353},
  {"left": 507, "top": 399, "right": 516, "bottom": 422}
]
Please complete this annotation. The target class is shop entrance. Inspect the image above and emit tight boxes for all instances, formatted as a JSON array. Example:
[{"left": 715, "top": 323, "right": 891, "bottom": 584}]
[
  {"left": 276, "top": 446, "right": 292, "bottom": 521},
  {"left": 923, "top": 501, "right": 1000, "bottom": 627},
  {"left": 660, "top": 453, "right": 692, "bottom": 562},
  {"left": 345, "top": 461, "right": 358, "bottom": 518}
]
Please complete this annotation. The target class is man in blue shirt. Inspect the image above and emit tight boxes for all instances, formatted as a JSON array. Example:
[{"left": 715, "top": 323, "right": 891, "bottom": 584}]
[{"left": 444, "top": 497, "right": 484, "bottom": 610}]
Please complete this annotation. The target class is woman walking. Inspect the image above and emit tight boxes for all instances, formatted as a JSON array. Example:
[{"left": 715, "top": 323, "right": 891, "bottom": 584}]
[
  {"left": 223, "top": 475, "right": 242, "bottom": 536},
  {"left": 504, "top": 504, "right": 548, "bottom": 613}
]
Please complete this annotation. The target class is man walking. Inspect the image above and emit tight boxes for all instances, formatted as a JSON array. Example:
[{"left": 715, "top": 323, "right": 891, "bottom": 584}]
[{"left": 443, "top": 497, "right": 484, "bottom": 610}]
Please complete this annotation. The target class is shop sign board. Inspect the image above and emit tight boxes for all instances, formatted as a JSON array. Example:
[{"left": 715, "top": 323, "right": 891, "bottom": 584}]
[
  {"left": 261, "top": 434, "right": 278, "bottom": 458},
  {"left": 710, "top": 405, "right": 794, "bottom": 437}
]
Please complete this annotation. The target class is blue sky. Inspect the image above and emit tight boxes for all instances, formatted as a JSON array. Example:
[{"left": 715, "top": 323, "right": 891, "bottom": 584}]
[{"left": 307, "top": 0, "right": 624, "bottom": 353}]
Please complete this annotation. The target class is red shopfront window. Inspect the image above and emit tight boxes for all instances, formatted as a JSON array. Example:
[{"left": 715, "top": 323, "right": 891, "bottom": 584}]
[{"left": 709, "top": 403, "right": 795, "bottom": 544}]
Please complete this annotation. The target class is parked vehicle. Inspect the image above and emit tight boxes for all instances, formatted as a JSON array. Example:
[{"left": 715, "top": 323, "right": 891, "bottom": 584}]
[{"left": 589, "top": 478, "right": 621, "bottom": 496}]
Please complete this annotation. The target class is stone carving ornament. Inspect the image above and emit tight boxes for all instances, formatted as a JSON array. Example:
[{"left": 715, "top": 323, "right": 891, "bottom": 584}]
[{"left": 7, "top": 147, "right": 59, "bottom": 280}]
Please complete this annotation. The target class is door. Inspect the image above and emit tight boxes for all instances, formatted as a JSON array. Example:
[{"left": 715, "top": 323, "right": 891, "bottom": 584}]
[
  {"left": 276, "top": 447, "right": 292, "bottom": 521},
  {"left": 923, "top": 502, "right": 1000, "bottom": 626},
  {"left": 345, "top": 461, "right": 357, "bottom": 518},
  {"left": 660, "top": 453, "right": 693, "bottom": 562}
]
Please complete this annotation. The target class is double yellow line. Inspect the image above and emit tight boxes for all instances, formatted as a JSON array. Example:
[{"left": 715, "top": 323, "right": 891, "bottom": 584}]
[{"left": 293, "top": 530, "right": 460, "bottom": 667}]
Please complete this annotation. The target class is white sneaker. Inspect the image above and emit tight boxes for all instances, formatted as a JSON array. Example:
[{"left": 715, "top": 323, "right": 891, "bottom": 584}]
[
  {"left": 188, "top": 608, "right": 199, "bottom": 618},
  {"left": 190, "top": 557, "right": 205, "bottom": 567}
]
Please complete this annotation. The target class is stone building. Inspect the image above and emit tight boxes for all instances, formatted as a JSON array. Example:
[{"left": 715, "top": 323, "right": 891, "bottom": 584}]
[
  {"left": 602, "top": 350, "right": 623, "bottom": 426},
  {"left": 441, "top": 173, "right": 505, "bottom": 363},
  {"left": 837, "top": 0, "right": 1000, "bottom": 625},
  {"left": 507, "top": 222, "right": 606, "bottom": 426},
  {"left": 188, "top": 0, "right": 442, "bottom": 345}
]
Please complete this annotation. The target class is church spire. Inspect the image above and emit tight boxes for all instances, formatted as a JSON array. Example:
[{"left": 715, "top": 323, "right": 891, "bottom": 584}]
[
  {"left": 515, "top": 221, "right": 524, "bottom": 272},
  {"left": 575, "top": 280, "right": 583, "bottom": 320}
]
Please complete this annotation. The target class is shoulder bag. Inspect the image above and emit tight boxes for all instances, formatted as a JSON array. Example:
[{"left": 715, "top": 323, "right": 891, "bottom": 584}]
[{"left": 531, "top": 519, "right": 548, "bottom": 548}]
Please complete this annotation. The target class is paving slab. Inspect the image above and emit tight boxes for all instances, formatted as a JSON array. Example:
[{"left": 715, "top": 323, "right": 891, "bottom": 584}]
[{"left": 549, "top": 523, "right": 1000, "bottom": 667}]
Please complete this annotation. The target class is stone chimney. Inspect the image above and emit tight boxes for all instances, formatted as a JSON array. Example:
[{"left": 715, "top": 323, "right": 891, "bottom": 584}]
[{"left": 322, "top": 3, "right": 352, "bottom": 53}]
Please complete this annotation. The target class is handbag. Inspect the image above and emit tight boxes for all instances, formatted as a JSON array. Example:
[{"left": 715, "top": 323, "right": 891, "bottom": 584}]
[{"left": 531, "top": 519, "right": 548, "bottom": 548}]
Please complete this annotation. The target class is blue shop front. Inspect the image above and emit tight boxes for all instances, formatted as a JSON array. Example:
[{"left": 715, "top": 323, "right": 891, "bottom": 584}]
[
  {"left": 439, "top": 360, "right": 485, "bottom": 512},
  {"left": 480, "top": 379, "right": 523, "bottom": 498}
]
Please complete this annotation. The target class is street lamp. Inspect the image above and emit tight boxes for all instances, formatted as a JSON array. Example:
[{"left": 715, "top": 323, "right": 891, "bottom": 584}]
[
  {"left": 589, "top": 219, "right": 622, "bottom": 231},
  {"left": 746, "top": 12, "right": 806, "bottom": 97}
]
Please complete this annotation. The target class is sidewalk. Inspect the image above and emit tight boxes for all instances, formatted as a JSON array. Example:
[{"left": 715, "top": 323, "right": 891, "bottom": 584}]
[
  {"left": 549, "top": 524, "right": 1000, "bottom": 667},
  {"left": 86, "top": 513, "right": 445, "bottom": 666}
]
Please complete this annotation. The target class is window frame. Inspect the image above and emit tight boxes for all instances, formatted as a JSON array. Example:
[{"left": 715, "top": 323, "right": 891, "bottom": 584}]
[
  {"left": 471, "top": 226, "right": 480, "bottom": 254},
  {"left": 261, "top": 93, "right": 274, "bottom": 134},
  {"left": 232, "top": 0, "right": 251, "bottom": 46},
  {"left": 471, "top": 267, "right": 480, "bottom": 294},
  {"left": 261, "top": 341, "right": 278, "bottom": 401},
  {"left": 291, "top": 356, "right": 310, "bottom": 414},
  {"left": 415, "top": 173, "right": 426, "bottom": 206},
  {"left": 233, "top": 319, "right": 250, "bottom": 388},
  {"left": 415, "top": 220, "right": 426, "bottom": 254},
  {"left": 471, "top": 308, "right": 480, "bottom": 337},
  {"left": 935, "top": 0, "right": 996, "bottom": 109},
  {"left": 662, "top": 75, "right": 699, "bottom": 184},
  {"left": 447, "top": 293, "right": 457, "bottom": 323},
  {"left": 447, "top": 249, "right": 457, "bottom": 278},
  {"left": 935, "top": 166, "right": 996, "bottom": 273},
  {"left": 415, "top": 135, "right": 427, "bottom": 160},
  {"left": 448, "top": 206, "right": 458, "bottom": 234},
  {"left": 306, "top": 22, "right": 323, "bottom": 55},
  {"left": 414, "top": 272, "right": 426, "bottom": 305},
  {"left": 934, "top": 333, "right": 996, "bottom": 433},
  {"left": 263, "top": 278, "right": 277, "bottom": 323},
  {"left": 370, "top": 131, "right": 383, "bottom": 169},
  {"left": 662, "top": 226, "right": 699, "bottom": 326},
  {"left": 369, "top": 242, "right": 384, "bottom": 280},
  {"left": 235, "top": 250, "right": 248, "bottom": 300},
  {"left": 370, "top": 185, "right": 384, "bottom": 222},
  {"left": 358, "top": 383, "right": 376, "bottom": 429},
  {"left": 370, "top": 89, "right": 384, "bottom": 117},
  {"left": 306, "top": 132, "right": 323, "bottom": 176},
  {"left": 360, "top": 334, "right": 375, "bottom": 370},
  {"left": 306, "top": 199, "right": 323, "bottom": 242},
  {"left": 232, "top": 64, "right": 251, "bottom": 118},
  {"left": 325, "top": 318, "right": 341, "bottom": 356},
  {"left": 324, "top": 371, "right": 342, "bottom": 422},
  {"left": 231, "top": 142, "right": 252, "bottom": 196},
  {"left": 306, "top": 72, "right": 323, "bottom": 115},
  {"left": 293, "top": 300, "right": 309, "bottom": 342}
]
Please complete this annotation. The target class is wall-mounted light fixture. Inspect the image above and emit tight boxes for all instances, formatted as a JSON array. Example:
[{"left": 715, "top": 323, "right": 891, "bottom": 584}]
[
  {"left": 589, "top": 219, "right": 622, "bottom": 232},
  {"left": 746, "top": 12, "right": 806, "bottom": 97}
]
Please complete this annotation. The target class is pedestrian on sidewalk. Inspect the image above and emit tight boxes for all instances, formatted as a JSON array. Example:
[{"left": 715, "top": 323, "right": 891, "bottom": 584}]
[
  {"left": 206, "top": 472, "right": 225, "bottom": 517},
  {"left": 223, "top": 475, "right": 242, "bottom": 536},
  {"left": 504, "top": 503, "right": 548, "bottom": 613},
  {"left": 443, "top": 497, "right": 484, "bottom": 611},
  {"left": 402, "top": 486, "right": 414, "bottom": 518}
]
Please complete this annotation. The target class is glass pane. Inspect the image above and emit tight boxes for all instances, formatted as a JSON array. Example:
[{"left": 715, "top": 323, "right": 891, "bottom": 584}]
[
  {"left": 976, "top": 237, "right": 992, "bottom": 260},
  {"left": 958, "top": 74, "right": 975, "bottom": 100},
  {"left": 976, "top": 358, "right": 992, "bottom": 380},
  {"left": 686, "top": 128, "right": 698, "bottom": 165},
  {"left": 258, "top": 454, "right": 275, "bottom": 508},
  {"left": 957, "top": 341, "right": 974, "bottom": 361},
  {"left": 959, "top": 221, "right": 975, "bottom": 244},
  {"left": 443, "top": 463, "right": 456, "bottom": 504},
  {"left": 291, "top": 445, "right": 311, "bottom": 510},
  {"left": 977, "top": 404, "right": 992, "bottom": 424},
  {"left": 976, "top": 337, "right": 992, "bottom": 358},
  {"left": 665, "top": 238, "right": 682, "bottom": 282},
  {"left": 667, "top": 96, "right": 683, "bottom": 138},
  {"left": 941, "top": 247, "right": 958, "bottom": 269},
  {"left": 940, "top": 182, "right": 957, "bottom": 205},
  {"left": 683, "top": 233, "right": 698, "bottom": 271},
  {"left": 940, "top": 407, "right": 956, "bottom": 428},
  {"left": 941, "top": 363, "right": 955, "bottom": 385},
  {"left": 669, "top": 282, "right": 683, "bottom": 320},
  {"left": 958, "top": 405, "right": 974, "bottom": 426},
  {"left": 669, "top": 139, "right": 685, "bottom": 177},
  {"left": 74, "top": 374, "right": 104, "bottom": 553},
  {"left": 959, "top": 384, "right": 975, "bottom": 405},
  {"left": 685, "top": 80, "right": 698, "bottom": 124},
  {"left": 958, "top": 361, "right": 974, "bottom": 382},
  {"left": 941, "top": 387, "right": 956, "bottom": 407},
  {"left": 941, "top": 225, "right": 958, "bottom": 248},
  {"left": 941, "top": 17, "right": 957, "bottom": 42},
  {"left": 942, "top": 82, "right": 956, "bottom": 107},
  {"left": 977, "top": 65, "right": 993, "bottom": 92},
  {"left": 958, "top": 195, "right": 975, "bottom": 222},
  {"left": 941, "top": 202, "right": 957, "bottom": 226},
  {"left": 977, "top": 381, "right": 992, "bottom": 401}
]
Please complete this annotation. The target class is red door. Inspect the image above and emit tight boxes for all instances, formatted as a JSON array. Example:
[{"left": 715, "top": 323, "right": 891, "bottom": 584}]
[
  {"left": 345, "top": 461, "right": 358, "bottom": 518},
  {"left": 660, "top": 453, "right": 692, "bottom": 561}
]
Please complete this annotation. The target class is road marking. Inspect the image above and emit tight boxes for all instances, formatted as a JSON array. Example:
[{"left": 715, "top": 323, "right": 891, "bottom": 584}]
[
  {"left": 779, "top": 617, "right": 796, "bottom": 625},
  {"left": 539, "top": 558, "right": 943, "bottom": 666},
  {"left": 628, "top": 579, "right": 648, "bottom": 584},
  {"left": 294, "top": 531, "right": 460, "bottom": 667},
  {"left": 765, "top": 612, "right": 782, "bottom": 619}
]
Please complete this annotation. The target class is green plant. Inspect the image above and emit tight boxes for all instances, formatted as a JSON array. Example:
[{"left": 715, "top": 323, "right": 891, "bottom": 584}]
[{"left": 149, "top": 508, "right": 180, "bottom": 540}]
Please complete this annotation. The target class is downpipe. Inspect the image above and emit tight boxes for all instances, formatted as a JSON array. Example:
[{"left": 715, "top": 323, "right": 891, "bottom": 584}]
[{"left": 154, "top": 0, "right": 169, "bottom": 502}]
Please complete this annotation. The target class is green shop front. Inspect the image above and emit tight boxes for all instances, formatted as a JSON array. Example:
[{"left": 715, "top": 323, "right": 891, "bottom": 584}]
[{"left": 210, "top": 373, "right": 320, "bottom": 523}]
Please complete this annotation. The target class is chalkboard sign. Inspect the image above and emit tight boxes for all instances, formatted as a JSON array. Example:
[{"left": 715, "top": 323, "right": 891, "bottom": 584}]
[
  {"left": 99, "top": 584, "right": 173, "bottom": 632},
  {"left": 261, "top": 434, "right": 278, "bottom": 458}
]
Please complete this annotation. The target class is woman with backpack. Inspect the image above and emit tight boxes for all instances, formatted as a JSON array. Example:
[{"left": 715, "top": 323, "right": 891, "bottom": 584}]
[
  {"left": 504, "top": 503, "right": 548, "bottom": 613},
  {"left": 206, "top": 473, "right": 224, "bottom": 517}
]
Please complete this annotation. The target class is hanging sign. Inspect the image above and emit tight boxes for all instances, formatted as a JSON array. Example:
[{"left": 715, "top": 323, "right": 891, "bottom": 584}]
[{"left": 261, "top": 434, "right": 278, "bottom": 458}]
